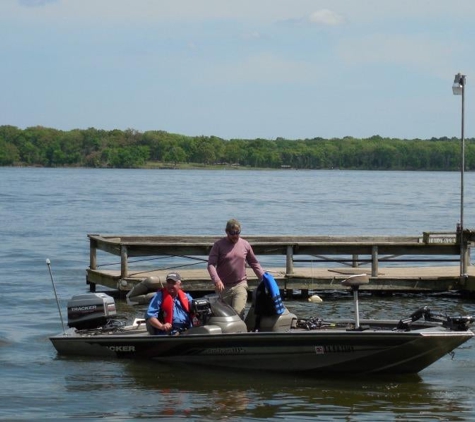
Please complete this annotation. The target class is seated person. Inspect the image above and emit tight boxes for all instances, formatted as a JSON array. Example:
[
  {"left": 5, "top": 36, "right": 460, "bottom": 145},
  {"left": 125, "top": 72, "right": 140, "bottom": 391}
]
[{"left": 145, "top": 272, "right": 193, "bottom": 334}]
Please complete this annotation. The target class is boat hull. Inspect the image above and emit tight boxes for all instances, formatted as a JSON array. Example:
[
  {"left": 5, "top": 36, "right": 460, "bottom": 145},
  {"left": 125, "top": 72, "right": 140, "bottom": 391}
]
[{"left": 50, "top": 325, "right": 473, "bottom": 375}]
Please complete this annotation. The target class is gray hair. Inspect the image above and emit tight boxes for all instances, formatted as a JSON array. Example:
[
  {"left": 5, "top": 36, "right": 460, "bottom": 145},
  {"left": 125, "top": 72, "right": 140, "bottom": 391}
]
[{"left": 225, "top": 219, "right": 241, "bottom": 232}]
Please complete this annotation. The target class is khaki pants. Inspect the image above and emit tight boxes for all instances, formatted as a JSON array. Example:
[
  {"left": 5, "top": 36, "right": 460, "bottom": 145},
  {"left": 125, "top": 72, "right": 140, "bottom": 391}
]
[{"left": 220, "top": 283, "right": 248, "bottom": 319}]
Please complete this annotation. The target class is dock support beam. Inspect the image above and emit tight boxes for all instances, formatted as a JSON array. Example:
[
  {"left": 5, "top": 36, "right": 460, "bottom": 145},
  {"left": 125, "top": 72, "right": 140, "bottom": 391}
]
[
  {"left": 286, "top": 245, "right": 294, "bottom": 274},
  {"left": 462, "top": 230, "right": 471, "bottom": 273},
  {"left": 88, "top": 238, "right": 97, "bottom": 292},
  {"left": 121, "top": 245, "right": 128, "bottom": 278},
  {"left": 371, "top": 246, "right": 379, "bottom": 277},
  {"left": 90, "top": 238, "right": 97, "bottom": 270}
]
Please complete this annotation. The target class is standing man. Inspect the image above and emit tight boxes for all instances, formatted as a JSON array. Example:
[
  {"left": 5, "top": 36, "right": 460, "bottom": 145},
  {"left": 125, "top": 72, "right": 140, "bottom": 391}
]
[
  {"left": 207, "top": 219, "right": 264, "bottom": 319},
  {"left": 145, "top": 272, "right": 193, "bottom": 335}
]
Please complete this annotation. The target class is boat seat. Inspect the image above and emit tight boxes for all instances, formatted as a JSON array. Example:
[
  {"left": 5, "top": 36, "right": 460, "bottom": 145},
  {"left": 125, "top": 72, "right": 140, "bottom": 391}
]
[
  {"left": 245, "top": 283, "right": 297, "bottom": 332},
  {"left": 341, "top": 274, "right": 369, "bottom": 287}
]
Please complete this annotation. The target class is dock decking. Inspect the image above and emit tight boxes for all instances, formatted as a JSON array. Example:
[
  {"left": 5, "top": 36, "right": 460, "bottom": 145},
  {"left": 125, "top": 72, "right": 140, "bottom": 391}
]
[{"left": 86, "top": 232, "right": 475, "bottom": 296}]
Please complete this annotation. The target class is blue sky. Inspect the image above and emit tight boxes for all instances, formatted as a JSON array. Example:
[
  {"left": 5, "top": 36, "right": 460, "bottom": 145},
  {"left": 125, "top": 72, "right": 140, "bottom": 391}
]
[{"left": 1, "top": 0, "right": 474, "bottom": 140}]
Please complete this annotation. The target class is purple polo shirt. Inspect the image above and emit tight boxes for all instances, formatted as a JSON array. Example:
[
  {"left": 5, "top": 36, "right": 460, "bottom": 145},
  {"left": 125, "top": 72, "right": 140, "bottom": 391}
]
[{"left": 207, "top": 237, "right": 264, "bottom": 286}]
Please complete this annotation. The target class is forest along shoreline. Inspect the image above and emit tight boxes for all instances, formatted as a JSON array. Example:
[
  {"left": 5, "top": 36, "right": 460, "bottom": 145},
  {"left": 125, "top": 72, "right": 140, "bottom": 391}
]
[{"left": 0, "top": 125, "right": 472, "bottom": 170}]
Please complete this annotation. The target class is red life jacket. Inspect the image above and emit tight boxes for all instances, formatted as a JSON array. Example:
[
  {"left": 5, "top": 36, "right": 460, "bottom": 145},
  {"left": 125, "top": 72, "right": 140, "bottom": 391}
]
[{"left": 160, "top": 288, "right": 190, "bottom": 324}]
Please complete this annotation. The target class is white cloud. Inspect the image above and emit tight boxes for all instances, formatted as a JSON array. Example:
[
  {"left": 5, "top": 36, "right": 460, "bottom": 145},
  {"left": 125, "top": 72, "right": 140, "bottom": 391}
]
[
  {"left": 307, "top": 9, "right": 346, "bottom": 26},
  {"left": 280, "top": 9, "right": 346, "bottom": 27},
  {"left": 241, "top": 30, "right": 264, "bottom": 41}
]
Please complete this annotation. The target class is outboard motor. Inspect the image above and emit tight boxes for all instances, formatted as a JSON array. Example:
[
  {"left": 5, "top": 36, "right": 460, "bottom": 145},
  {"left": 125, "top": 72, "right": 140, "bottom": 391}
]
[{"left": 67, "top": 293, "right": 117, "bottom": 329}]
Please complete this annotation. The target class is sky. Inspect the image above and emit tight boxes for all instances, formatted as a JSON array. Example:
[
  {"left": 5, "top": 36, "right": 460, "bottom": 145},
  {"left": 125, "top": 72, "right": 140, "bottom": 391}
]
[{"left": 1, "top": 0, "right": 475, "bottom": 140}]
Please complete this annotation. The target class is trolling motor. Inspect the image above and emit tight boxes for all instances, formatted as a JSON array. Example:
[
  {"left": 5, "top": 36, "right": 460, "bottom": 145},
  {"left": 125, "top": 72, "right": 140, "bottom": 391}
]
[
  {"left": 397, "top": 306, "right": 474, "bottom": 331},
  {"left": 397, "top": 306, "right": 431, "bottom": 330}
]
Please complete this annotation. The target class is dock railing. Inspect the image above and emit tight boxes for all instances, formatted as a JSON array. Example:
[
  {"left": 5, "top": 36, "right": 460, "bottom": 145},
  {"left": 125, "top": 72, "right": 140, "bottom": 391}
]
[{"left": 87, "top": 231, "right": 473, "bottom": 292}]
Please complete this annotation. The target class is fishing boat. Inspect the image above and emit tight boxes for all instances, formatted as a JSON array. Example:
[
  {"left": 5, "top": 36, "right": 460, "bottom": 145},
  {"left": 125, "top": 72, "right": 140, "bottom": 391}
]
[{"left": 49, "top": 272, "right": 474, "bottom": 375}]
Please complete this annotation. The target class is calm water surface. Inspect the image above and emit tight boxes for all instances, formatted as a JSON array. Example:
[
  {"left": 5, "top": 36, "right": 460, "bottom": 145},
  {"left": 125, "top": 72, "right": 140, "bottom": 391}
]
[{"left": 1, "top": 167, "right": 474, "bottom": 421}]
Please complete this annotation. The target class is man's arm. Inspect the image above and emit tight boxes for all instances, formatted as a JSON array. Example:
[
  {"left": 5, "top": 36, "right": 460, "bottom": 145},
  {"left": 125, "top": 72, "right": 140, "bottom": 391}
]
[
  {"left": 208, "top": 242, "right": 225, "bottom": 292},
  {"left": 207, "top": 243, "right": 221, "bottom": 284},
  {"left": 247, "top": 245, "right": 265, "bottom": 280},
  {"left": 146, "top": 292, "right": 172, "bottom": 332}
]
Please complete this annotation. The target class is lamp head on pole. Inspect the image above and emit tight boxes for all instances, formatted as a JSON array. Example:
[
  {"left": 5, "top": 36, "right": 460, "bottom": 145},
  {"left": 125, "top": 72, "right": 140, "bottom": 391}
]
[{"left": 453, "top": 73, "right": 466, "bottom": 95}]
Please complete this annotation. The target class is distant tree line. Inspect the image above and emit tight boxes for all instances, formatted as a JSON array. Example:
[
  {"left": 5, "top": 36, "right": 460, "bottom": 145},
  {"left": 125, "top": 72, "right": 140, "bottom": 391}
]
[{"left": 0, "top": 125, "right": 473, "bottom": 170}]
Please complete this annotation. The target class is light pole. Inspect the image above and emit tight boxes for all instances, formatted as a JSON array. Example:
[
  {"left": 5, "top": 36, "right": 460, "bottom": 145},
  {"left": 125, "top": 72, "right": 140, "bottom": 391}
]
[{"left": 452, "top": 72, "right": 466, "bottom": 278}]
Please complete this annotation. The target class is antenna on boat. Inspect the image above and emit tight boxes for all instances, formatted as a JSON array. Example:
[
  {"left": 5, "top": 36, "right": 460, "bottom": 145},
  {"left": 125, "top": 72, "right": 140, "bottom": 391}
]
[{"left": 46, "top": 259, "right": 66, "bottom": 333}]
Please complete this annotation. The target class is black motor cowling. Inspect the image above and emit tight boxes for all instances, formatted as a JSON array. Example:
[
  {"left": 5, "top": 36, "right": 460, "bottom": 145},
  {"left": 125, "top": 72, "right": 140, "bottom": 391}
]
[{"left": 67, "top": 293, "right": 117, "bottom": 329}]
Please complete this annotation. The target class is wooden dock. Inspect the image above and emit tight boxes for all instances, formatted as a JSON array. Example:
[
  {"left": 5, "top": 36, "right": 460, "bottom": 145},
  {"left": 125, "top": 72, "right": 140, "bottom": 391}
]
[{"left": 86, "top": 232, "right": 475, "bottom": 296}]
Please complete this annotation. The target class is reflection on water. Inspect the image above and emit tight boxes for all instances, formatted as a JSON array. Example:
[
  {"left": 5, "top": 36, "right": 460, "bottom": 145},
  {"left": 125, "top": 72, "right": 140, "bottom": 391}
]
[{"left": 94, "top": 359, "right": 471, "bottom": 421}]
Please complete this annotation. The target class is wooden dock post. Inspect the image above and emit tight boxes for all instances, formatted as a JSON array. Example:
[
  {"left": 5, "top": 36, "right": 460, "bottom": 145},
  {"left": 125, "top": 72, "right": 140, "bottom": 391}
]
[
  {"left": 286, "top": 245, "right": 294, "bottom": 274},
  {"left": 371, "top": 246, "right": 379, "bottom": 277},
  {"left": 464, "top": 244, "right": 471, "bottom": 269},
  {"left": 89, "top": 237, "right": 97, "bottom": 270},
  {"left": 462, "top": 230, "right": 471, "bottom": 273},
  {"left": 120, "top": 245, "right": 128, "bottom": 279},
  {"left": 88, "top": 237, "right": 98, "bottom": 292}
]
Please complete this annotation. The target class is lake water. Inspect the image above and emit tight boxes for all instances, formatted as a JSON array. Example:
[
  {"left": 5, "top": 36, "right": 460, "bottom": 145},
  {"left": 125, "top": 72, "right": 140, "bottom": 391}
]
[{"left": 1, "top": 167, "right": 474, "bottom": 421}]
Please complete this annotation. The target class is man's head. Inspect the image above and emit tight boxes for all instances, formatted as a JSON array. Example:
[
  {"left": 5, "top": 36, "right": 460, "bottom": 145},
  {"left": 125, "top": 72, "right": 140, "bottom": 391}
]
[
  {"left": 225, "top": 219, "right": 241, "bottom": 243},
  {"left": 165, "top": 272, "right": 182, "bottom": 296}
]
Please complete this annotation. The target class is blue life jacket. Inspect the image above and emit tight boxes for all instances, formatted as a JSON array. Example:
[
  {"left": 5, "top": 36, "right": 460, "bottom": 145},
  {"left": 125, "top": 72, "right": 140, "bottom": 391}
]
[{"left": 255, "top": 272, "right": 285, "bottom": 316}]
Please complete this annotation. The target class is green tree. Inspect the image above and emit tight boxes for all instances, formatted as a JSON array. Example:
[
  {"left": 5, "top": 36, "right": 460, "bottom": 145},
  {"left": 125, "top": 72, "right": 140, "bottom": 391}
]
[
  {"left": 0, "top": 139, "right": 19, "bottom": 165},
  {"left": 163, "top": 146, "right": 186, "bottom": 165},
  {"left": 103, "top": 146, "right": 150, "bottom": 168}
]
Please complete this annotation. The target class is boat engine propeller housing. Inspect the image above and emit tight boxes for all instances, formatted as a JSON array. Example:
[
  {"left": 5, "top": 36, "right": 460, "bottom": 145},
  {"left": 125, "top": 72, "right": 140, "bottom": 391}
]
[{"left": 67, "top": 293, "right": 117, "bottom": 329}]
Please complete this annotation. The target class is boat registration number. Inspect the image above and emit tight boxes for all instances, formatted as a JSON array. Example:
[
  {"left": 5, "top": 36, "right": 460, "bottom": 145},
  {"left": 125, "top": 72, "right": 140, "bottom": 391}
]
[
  {"left": 315, "top": 345, "right": 354, "bottom": 354},
  {"left": 201, "top": 347, "right": 245, "bottom": 355}
]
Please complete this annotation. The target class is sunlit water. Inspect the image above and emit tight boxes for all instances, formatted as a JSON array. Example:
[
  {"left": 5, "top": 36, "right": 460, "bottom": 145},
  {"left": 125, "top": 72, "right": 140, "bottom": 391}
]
[{"left": 0, "top": 167, "right": 474, "bottom": 420}]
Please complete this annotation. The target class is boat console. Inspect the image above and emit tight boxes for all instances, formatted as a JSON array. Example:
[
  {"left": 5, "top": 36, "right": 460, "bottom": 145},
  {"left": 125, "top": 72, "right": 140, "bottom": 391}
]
[{"left": 184, "top": 295, "right": 247, "bottom": 335}]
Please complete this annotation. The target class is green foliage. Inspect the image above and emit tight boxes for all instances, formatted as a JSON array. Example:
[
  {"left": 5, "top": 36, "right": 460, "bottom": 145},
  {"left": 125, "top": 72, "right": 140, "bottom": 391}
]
[
  {"left": 0, "top": 125, "right": 472, "bottom": 170},
  {"left": 163, "top": 146, "right": 186, "bottom": 165},
  {"left": 0, "top": 139, "right": 19, "bottom": 165},
  {"left": 102, "top": 146, "right": 150, "bottom": 168}
]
